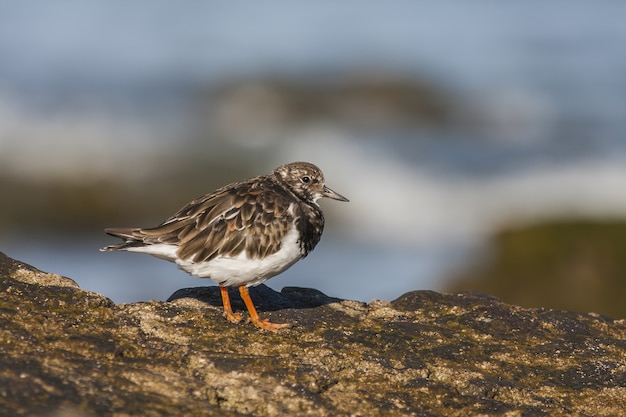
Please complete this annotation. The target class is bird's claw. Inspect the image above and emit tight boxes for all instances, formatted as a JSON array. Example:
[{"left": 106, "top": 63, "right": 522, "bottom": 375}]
[
  {"left": 223, "top": 311, "right": 242, "bottom": 324},
  {"left": 250, "top": 317, "right": 291, "bottom": 332}
]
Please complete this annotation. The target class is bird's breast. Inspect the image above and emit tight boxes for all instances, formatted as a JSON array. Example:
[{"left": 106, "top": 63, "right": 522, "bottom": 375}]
[{"left": 295, "top": 204, "right": 325, "bottom": 256}]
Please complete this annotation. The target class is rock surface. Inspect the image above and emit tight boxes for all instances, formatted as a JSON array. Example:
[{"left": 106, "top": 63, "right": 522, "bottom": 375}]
[
  {"left": 447, "top": 219, "right": 626, "bottom": 319},
  {"left": 1, "top": 251, "right": 625, "bottom": 416}
]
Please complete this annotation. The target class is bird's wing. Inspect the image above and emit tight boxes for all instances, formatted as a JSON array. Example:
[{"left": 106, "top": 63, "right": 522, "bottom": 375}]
[{"left": 137, "top": 179, "right": 296, "bottom": 263}]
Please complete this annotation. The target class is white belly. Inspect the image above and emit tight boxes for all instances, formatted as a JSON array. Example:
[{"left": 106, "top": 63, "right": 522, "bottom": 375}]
[{"left": 177, "top": 226, "right": 304, "bottom": 286}]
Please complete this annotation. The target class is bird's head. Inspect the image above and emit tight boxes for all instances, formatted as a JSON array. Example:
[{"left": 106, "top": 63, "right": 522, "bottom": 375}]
[{"left": 274, "top": 162, "right": 349, "bottom": 204}]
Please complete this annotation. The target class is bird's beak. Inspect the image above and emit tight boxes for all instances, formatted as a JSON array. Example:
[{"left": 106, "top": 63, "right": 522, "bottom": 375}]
[{"left": 322, "top": 185, "right": 349, "bottom": 202}]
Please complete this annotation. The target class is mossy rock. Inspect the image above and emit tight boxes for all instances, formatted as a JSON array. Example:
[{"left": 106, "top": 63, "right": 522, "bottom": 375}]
[{"left": 447, "top": 219, "right": 626, "bottom": 318}]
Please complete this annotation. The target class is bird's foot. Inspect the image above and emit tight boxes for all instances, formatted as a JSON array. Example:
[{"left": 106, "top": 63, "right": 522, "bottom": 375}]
[
  {"left": 223, "top": 311, "right": 242, "bottom": 324},
  {"left": 249, "top": 317, "right": 291, "bottom": 332}
]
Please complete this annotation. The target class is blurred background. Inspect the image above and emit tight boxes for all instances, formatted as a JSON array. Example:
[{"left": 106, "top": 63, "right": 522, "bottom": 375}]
[{"left": 1, "top": 1, "right": 626, "bottom": 317}]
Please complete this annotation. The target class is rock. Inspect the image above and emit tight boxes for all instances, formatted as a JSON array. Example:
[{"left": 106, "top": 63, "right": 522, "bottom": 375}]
[
  {"left": 446, "top": 219, "right": 626, "bottom": 319},
  {"left": 195, "top": 74, "right": 452, "bottom": 145},
  {"left": 1, "top": 251, "right": 625, "bottom": 416}
]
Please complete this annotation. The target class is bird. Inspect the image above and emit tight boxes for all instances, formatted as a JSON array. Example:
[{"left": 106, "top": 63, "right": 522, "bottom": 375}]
[{"left": 101, "top": 161, "right": 348, "bottom": 331}]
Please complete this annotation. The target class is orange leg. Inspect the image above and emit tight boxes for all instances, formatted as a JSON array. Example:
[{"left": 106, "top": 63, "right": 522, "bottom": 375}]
[
  {"left": 220, "top": 284, "right": 242, "bottom": 323},
  {"left": 239, "top": 286, "right": 290, "bottom": 332}
]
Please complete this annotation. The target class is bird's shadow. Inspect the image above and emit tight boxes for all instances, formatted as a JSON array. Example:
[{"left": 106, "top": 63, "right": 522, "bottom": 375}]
[{"left": 166, "top": 284, "right": 341, "bottom": 313}]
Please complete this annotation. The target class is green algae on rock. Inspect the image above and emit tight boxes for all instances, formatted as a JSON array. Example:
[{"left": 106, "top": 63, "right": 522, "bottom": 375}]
[{"left": 446, "top": 219, "right": 626, "bottom": 319}]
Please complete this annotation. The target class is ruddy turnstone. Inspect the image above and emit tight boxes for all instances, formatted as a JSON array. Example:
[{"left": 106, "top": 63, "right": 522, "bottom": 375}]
[{"left": 101, "top": 161, "right": 348, "bottom": 331}]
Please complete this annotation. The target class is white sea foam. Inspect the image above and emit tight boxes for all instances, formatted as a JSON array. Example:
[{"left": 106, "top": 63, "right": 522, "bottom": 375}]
[{"left": 281, "top": 132, "right": 626, "bottom": 246}]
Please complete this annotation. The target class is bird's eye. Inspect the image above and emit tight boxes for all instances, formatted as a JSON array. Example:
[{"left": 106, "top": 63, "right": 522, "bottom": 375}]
[{"left": 301, "top": 176, "right": 311, "bottom": 184}]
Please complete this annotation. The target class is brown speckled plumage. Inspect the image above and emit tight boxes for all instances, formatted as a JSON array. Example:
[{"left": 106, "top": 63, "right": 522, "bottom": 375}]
[{"left": 101, "top": 162, "right": 348, "bottom": 331}]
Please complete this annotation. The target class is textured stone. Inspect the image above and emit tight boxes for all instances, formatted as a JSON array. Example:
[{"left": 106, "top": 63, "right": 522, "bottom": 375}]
[
  {"left": 1, "top": 252, "right": 625, "bottom": 416},
  {"left": 446, "top": 219, "right": 626, "bottom": 318}
]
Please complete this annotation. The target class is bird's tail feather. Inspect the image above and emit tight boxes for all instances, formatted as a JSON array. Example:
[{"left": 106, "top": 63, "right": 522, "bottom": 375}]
[{"left": 100, "top": 227, "right": 144, "bottom": 252}]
